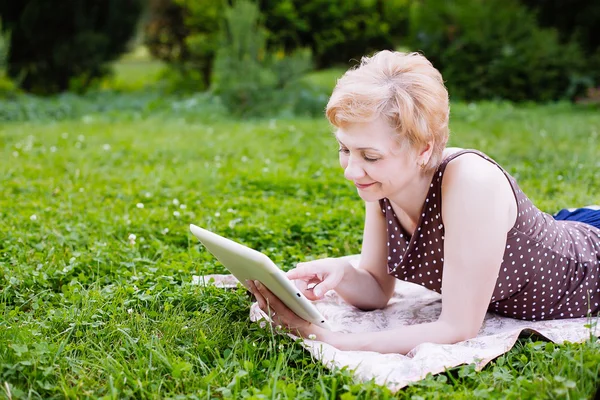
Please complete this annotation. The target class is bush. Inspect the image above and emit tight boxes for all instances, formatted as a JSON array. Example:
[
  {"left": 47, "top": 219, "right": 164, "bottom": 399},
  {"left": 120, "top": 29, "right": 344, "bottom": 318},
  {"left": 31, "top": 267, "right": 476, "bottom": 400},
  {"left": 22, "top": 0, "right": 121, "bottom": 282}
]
[
  {"left": 521, "top": 0, "right": 600, "bottom": 87},
  {"left": 144, "top": 0, "right": 410, "bottom": 86},
  {"left": 211, "top": 0, "right": 318, "bottom": 117},
  {"left": 408, "top": 0, "right": 588, "bottom": 102},
  {"left": 0, "top": 19, "right": 8, "bottom": 72},
  {"left": 0, "top": 0, "right": 143, "bottom": 95},
  {"left": 144, "top": 0, "right": 220, "bottom": 90},
  {"left": 257, "top": 0, "right": 409, "bottom": 68}
]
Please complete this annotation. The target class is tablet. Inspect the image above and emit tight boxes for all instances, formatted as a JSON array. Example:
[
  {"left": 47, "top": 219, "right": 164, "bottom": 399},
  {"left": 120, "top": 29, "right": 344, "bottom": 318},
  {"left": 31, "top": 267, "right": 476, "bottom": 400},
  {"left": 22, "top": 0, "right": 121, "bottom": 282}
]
[{"left": 189, "top": 224, "right": 330, "bottom": 329}]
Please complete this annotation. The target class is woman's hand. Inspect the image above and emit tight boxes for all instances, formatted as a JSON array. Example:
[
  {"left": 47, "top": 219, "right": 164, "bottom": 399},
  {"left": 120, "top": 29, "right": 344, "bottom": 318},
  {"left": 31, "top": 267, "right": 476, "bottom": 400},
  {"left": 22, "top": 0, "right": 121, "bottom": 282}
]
[
  {"left": 246, "top": 279, "right": 323, "bottom": 339},
  {"left": 286, "top": 258, "right": 351, "bottom": 300}
]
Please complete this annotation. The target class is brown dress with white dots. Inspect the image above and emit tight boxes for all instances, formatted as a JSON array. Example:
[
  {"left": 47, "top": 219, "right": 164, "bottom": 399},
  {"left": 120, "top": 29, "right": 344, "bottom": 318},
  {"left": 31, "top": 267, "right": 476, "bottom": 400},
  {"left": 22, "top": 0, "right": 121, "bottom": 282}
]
[{"left": 380, "top": 149, "right": 600, "bottom": 321}]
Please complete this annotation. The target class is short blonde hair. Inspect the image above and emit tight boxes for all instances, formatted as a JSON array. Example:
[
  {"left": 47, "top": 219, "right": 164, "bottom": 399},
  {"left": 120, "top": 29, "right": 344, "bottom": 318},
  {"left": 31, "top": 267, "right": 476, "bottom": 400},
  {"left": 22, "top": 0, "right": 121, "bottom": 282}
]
[{"left": 326, "top": 51, "right": 450, "bottom": 169}]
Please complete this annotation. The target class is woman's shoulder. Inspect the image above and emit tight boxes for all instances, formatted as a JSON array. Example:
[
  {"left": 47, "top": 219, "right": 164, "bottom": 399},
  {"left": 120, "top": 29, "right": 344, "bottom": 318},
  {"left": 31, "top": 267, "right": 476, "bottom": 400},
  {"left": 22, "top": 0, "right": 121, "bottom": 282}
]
[
  {"left": 441, "top": 147, "right": 465, "bottom": 160},
  {"left": 440, "top": 148, "right": 518, "bottom": 230},
  {"left": 440, "top": 147, "right": 508, "bottom": 174}
]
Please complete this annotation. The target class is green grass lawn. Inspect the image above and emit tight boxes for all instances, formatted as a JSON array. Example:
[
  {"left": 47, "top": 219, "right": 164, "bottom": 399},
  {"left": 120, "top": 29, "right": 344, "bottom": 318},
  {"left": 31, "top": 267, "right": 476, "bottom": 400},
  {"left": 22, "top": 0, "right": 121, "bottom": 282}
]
[{"left": 1, "top": 77, "right": 600, "bottom": 399}]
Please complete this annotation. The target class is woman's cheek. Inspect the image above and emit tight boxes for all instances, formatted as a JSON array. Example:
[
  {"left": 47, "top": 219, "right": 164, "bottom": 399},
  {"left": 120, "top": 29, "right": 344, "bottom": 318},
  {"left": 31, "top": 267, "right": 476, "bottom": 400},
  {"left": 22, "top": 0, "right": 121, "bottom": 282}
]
[{"left": 339, "top": 154, "right": 348, "bottom": 169}]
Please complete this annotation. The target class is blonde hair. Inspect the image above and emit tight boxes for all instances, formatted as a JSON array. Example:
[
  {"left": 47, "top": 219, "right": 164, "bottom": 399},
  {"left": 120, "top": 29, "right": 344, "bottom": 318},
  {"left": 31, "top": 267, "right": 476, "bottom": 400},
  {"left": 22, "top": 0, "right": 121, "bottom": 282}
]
[{"left": 326, "top": 51, "right": 450, "bottom": 169}]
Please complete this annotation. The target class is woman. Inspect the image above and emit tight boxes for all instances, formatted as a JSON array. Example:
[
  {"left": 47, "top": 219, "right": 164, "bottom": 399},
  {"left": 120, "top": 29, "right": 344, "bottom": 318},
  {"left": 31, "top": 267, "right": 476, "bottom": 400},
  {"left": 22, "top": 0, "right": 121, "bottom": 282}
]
[{"left": 247, "top": 50, "right": 600, "bottom": 354}]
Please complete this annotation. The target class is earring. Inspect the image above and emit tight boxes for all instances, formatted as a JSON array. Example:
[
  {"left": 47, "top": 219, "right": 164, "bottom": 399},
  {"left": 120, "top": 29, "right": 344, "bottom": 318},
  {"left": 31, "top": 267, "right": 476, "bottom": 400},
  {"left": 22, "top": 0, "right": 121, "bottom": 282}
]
[{"left": 419, "top": 161, "right": 427, "bottom": 169}]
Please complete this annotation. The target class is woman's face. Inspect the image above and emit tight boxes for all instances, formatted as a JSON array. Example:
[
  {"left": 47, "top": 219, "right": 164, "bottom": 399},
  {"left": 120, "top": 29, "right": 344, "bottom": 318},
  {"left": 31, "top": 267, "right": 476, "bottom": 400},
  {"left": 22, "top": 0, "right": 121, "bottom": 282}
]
[{"left": 336, "top": 117, "right": 421, "bottom": 202}]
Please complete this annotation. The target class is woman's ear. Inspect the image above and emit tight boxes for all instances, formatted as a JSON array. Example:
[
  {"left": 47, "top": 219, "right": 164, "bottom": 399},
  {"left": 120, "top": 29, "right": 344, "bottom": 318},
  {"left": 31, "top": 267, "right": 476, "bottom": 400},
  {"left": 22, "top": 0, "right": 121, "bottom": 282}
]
[{"left": 417, "top": 140, "right": 435, "bottom": 167}]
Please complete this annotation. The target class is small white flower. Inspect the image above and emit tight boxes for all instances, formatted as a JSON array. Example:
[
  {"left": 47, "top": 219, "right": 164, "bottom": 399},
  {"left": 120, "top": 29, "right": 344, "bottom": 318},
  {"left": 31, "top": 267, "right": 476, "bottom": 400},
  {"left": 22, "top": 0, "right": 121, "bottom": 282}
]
[
  {"left": 162, "top": 228, "right": 169, "bottom": 234},
  {"left": 214, "top": 212, "right": 220, "bottom": 217},
  {"left": 102, "top": 144, "right": 111, "bottom": 151},
  {"left": 128, "top": 234, "right": 136, "bottom": 245},
  {"left": 308, "top": 334, "right": 317, "bottom": 340},
  {"left": 30, "top": 214, "right": 37, "bottom": 221},
  {"left": 136, "top": 203, "right": 144, "bottom": 209},
  {"left": 79, "top": 188, "right": 85, "bottom": 193},
  {"left": 12, "top": 151, "right": 18, "bottom": 157},
  {"left": 50, "top": 146, "right": 57, "bottom": 153},
  {"left": 78, "top": 135, "right": 85, "bottom": 141},
  {"left": 172, "top": 198, "right": 180, "bottom": 206},
  {"left": 127, "top": 308, "right": 133, "bottom": 314},
  {"left": 61, "top": 132, "right": 69, "bottom": 139},
  {"left": 144, "top": 192, "right": 152, "bottom": 198},
  {"left": 179, "top": 204, "right": 186, "bottom": 209},
  {"left": 241, "top": 156, "right": 248, "bottom": 163},
  {"left": 173, "top": 211, "right": 180, "bottom": 217}
]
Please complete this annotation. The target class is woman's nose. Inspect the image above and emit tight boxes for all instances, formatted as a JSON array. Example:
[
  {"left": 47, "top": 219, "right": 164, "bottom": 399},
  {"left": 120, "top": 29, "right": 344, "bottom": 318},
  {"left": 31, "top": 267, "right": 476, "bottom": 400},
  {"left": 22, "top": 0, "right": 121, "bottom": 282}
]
[{"left": 344, "top": 157, "right": 365, "bottom": 181}]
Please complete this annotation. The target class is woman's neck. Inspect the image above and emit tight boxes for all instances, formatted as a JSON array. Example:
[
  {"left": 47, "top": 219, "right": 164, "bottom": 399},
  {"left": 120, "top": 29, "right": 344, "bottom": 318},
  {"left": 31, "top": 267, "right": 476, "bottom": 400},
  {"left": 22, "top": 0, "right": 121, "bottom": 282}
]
[{"left": 387, "top": 169, "right": 436, "bottom": 227}]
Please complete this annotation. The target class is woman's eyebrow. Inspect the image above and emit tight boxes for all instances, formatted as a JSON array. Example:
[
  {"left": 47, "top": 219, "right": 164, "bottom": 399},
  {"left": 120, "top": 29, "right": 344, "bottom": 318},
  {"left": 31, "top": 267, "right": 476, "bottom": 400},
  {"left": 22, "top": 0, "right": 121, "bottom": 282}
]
[{"left": 335, "top": 134, "right": 382, "bottom": 152}]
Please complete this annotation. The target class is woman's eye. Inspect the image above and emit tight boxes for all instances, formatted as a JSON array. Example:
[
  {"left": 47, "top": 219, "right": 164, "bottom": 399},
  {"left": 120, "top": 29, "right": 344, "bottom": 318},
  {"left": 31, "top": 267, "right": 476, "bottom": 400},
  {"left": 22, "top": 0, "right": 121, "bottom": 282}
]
[
  {"left": 338, "top": 147, "right": 350, "bottom": 155},
  {"left": 364, "top": 156, "right": 379, "bottom": 162}
]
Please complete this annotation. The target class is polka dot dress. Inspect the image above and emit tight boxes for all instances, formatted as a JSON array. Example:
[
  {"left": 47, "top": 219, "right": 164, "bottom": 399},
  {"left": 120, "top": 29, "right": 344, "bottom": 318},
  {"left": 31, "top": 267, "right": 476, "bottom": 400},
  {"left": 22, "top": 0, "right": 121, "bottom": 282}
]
[{"left": 379, "top": 149, "right": 600, "bottom": 321}]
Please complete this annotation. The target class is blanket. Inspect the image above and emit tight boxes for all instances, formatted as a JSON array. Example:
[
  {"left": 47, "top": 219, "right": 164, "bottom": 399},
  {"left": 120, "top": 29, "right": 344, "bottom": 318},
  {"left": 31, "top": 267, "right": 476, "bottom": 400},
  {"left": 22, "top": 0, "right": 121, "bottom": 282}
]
[{"left": 192, "top": 257, "right": 598, "bottom": 391}]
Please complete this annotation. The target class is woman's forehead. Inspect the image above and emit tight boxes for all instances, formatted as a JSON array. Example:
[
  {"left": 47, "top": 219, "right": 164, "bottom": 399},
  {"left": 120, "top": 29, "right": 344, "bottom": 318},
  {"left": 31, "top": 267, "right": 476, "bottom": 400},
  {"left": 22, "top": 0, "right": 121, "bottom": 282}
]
[{"left": 335, "top": 120, "right": 399, "bottom": 150}]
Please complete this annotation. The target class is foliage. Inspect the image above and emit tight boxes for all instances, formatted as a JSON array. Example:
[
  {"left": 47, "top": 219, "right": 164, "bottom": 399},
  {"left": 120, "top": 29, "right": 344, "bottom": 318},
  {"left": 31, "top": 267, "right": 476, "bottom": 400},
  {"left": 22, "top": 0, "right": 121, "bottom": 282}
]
[
  {"left": 256, "top": 0, "right": 410, "bottom": 68},
  {"left": 0, "top": 18, "right": 8, "bottom": 72},
  {"left": 144, "top": 0, "right": 221, "bottom": 90},
  {"left": 1, "top": 96, "right": 600, "bottom": 397},
  {"left": 143, "top": 0, "right": 410, "bottom": 88},
  {"left": 521, "top": 0, "right": 600, "bottom": 54},
  {"left": 211, "top": 0, "right": 320, "bottom": 117},
  {"left": 0, "top": 0, "right": 144, "bottom": 95},
  {"left": 408, "top": 0, "right": 588, "bottom": 102},
  {"left": 521, "top": 0, "right": 600, "bottom": 87}
]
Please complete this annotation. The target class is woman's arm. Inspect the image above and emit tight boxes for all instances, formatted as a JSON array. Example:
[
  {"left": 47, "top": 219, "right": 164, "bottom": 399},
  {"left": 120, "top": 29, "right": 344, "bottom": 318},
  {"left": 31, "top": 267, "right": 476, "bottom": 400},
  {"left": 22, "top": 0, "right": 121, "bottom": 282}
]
[
  {"left": 312, "top": 154, "right": 518, "bottom": 353},
  {"left": 285, "top": 201, "right": 395, "bottom": 310},
  {"left": 253, "top": 155, "right": 517, "bottom": 354},
  {"left": 331, "top": 201, "right": 396, "bottom": 310}
]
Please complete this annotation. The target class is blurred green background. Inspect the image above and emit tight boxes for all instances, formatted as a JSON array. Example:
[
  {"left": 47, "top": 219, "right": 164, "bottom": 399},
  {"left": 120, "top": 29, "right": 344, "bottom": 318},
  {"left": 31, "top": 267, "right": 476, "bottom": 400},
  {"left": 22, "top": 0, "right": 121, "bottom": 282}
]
[{"left": 1, "top": 0, "right": 600, "bottom": 114}]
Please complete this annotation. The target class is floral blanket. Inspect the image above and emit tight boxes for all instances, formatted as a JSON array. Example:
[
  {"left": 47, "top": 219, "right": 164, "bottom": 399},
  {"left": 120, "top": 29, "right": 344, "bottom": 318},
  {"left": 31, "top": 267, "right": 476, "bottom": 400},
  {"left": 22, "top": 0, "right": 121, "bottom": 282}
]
[{"left": 192, "top": 256, "right": 598, "bottom": 391}]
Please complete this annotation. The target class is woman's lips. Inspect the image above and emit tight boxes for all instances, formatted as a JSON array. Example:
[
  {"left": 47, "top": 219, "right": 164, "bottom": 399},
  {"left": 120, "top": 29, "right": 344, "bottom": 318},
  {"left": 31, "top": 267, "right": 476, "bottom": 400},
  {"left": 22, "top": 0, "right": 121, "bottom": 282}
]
[{"left": 355, "top": 182, "right": 376, "bottom": 189}]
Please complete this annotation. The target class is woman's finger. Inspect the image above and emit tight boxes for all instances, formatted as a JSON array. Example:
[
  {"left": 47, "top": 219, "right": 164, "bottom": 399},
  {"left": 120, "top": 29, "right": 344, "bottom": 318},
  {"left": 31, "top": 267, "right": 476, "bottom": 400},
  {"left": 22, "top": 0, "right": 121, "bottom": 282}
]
[
  {"left": 286, "top": 263, "right": 323, "bottom": 280},
  {"left": 311, "top": 272, "right": 342, "bottom": 298},
  {"left": 247, "top": 280, "right": 268, "bottom": 311}
]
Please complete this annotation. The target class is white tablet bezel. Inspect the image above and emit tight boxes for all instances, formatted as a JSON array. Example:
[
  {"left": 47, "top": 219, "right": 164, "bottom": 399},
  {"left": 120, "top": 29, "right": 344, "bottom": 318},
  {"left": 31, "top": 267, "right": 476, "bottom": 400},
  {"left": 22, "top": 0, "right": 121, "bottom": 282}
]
[{"left": 189, "top": 224, "right": 330, "bottom": 329}]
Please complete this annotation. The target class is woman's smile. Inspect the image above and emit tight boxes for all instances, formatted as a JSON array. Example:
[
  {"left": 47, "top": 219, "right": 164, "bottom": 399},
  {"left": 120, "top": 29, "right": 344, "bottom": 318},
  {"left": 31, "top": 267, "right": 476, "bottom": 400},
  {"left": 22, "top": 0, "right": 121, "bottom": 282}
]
[{"left": 355, "top": 181, "right": 377, "bottom": 189}]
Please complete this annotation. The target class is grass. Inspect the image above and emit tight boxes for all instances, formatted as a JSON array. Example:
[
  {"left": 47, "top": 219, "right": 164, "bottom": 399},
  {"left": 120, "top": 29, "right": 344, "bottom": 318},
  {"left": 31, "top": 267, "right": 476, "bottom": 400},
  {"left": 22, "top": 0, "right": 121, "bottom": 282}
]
[
  {"left": 1, "top": 97, "right": 599, "bottom": 399},
  {"left": 1, "top": 54, "right": 600, "bottom": 398}
]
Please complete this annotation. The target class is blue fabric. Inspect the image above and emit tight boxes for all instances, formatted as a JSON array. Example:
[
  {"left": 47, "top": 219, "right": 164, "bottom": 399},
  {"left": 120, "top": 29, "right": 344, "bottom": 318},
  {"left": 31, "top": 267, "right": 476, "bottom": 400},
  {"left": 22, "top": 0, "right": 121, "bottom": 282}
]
[{"left": 553, "top": 207, "right": 600, "bottom": 229}]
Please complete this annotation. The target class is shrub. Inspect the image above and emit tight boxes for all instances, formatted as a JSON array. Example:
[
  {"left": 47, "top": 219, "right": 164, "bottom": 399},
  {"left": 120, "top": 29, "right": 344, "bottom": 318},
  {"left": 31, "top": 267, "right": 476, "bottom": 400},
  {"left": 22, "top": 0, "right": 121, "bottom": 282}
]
[
  {"left": 0, "top": 0, "right": 143, "bottom": 95},
  {"left": 144, "top": 0, "right": 410, "bottom": 85},
  {"left": 0, "top": 19, "right": 8, "bottom": 72},
  {"left": 257, "top": 0, "right": 410, "bottom": 68},
  {"left": 408, "top": 0, "right": 587, "bottom": 102},
  {"left": 521, "top": 0, "right": 600, "bottom": 86},
  {"left": 144, "top": 0, "right": 221, "bottom": 90},
  {"left": 211, "top": 0, "right": 316, "bottom": 117}
]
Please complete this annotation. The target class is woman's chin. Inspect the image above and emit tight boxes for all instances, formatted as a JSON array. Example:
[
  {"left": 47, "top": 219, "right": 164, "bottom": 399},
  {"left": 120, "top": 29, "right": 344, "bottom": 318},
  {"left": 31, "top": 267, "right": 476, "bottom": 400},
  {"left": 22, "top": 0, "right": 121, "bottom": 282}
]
[{"left": 356, "top": 189, "right": 383, "bottom": 202}]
